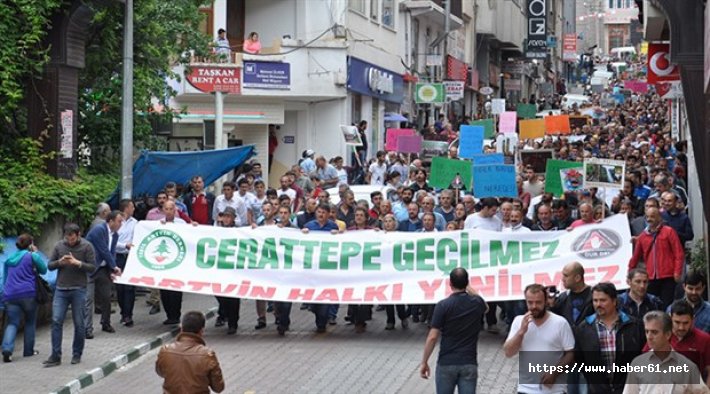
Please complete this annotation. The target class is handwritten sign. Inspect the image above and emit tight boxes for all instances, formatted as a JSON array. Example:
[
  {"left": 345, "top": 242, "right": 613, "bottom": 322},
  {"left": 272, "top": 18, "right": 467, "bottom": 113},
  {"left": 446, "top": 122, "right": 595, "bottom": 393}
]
[
  {"left": 519, "top": 119, "right": 546, "bottom": 139},
  {"left": 624, "top": 80, "right": 649, "bottom": 94},
  {"left": 544, "top": 115, "right": 571, "bottom": 135},
  {"left": 499, "top": 111, "right": 517, "bottom": 134},
  {"left": 430, "top": 157, "right": 473, "bottom": 190},
  {"left": 396, "top": 135, "right": 423, "bottom": 154},
  {"left": 385, "top": 128, "right": 415, "bottom": 151},
  {"left": 491, "top": 99, "right": 506, "bottom": 115},
  {"left": 459, "top": 125, "right": 484, "bottom": 158},
  {"left": 471, "top": 153, "right": 504, "bottom": 165},
  {"left": 472, "top": 165, "right": 517, "bottom": 198},
  {"left": 516, "top": 103, "right": 537, "bottom": 119},
  {"left": 545, "top": 160, "right": 582, "bottom": 196},
  {"left": 470, "top": 119, "right": 495, "bottom": 138}
]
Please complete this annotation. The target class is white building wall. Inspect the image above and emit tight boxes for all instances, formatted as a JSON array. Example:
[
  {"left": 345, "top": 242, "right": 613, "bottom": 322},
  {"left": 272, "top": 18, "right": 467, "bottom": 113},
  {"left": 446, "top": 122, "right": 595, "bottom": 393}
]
[{"left": 243, "top": 0, "right": 297, "bottom": 46}]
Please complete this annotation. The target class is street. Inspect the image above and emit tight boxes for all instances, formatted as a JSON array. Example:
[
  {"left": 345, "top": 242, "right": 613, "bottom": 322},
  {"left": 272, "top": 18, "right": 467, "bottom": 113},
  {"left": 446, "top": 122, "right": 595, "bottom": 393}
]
[{"left": 0, "top": 293, "right": 518, "bottom": 393}]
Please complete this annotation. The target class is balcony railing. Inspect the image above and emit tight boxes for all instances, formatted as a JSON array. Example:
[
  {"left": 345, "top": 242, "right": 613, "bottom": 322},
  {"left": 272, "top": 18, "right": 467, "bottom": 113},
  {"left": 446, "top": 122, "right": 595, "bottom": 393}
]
[{"left": 190, "top": 38, "right": 284, "bottom": 65}]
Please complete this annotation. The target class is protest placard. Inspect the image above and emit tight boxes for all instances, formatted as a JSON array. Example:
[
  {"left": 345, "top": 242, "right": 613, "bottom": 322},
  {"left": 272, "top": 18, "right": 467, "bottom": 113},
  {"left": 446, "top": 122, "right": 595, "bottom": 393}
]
[
  {"left": 516, "top": 103, "right": 537, "bottom": 119},
  {"left": 624, "top": 80, "right": 648, "bottom": 94},
  {"left": 458, "top": 125, "right": 485, "bottom": 158},
  {"left": 583, "top": 158, "right": 626, "bottom": 189},
  {"left": 340, "top": 125, "right": 363, "bottom": 146},
  {"left": 544, "top": 115, "right": 571, "bottom": 135},
  {"left": 396, "top": 135, "right": 423, "bottom": 154},
  {"left": 519, "top": 119, "right": 546, "bottom": 139},
  {"left": 430, "top": 157, "right": 473, "bottom": 190},
  {"left": 499, "top": 111, "right": 517, "bottom": 134},
  {"left": 545, "top": 160, "right": 583, "bottom": 196},
  {"left": 472, "top": 165, "right": 517, "bottom": 198},
  {"left": 470, "top": 153, "right": 504, "bottom": 165},
  {"left": 521, "top": 149, "right": 554, "bottom": 174},
  {"left": 569, "top": 116, "right": 590, "bottom": 130},
  {"left": 470, "top": 119, "right": 495, "bottom": 138},
  {"left": 491, "top": 99, "right": 506, "bottom": 115},
  {"left": 385, "top": 128, "right": 415, "bottom": 151},
  {"left": 560, "top": 167, "right": 585, "bottom": 193}
]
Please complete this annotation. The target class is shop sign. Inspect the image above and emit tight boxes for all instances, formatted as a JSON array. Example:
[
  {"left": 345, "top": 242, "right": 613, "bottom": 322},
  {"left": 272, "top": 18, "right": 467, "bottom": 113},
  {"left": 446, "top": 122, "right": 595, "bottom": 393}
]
[
  {"left": 415, "top": 83, "right": 445, "bottom": 103},
  {"left": 186, "top": 65, "right": 241, "bottom": 94},
  {"left": 443, "top": 81, "right": 464, "bottom": 101},
  {"left": 347, "top": 57, "right": 404, "bottom": 103},
  {"left": 243, "top": 61, "right": 290, "bottom": 89}
]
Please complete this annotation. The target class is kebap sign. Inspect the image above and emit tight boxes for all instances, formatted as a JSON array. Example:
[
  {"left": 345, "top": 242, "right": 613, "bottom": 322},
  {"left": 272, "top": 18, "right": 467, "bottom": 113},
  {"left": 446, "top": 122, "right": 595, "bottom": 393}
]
[
  {"left": 243, "top": 61, "right": 290, "bottom": 89},
  {"left": 117, "top": 216, "right": 632, "bottom": 303}
]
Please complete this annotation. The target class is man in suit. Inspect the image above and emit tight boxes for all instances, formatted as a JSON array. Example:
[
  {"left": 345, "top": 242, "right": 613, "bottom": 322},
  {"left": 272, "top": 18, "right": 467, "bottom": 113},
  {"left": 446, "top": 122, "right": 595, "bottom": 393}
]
[
  {"left": 84, "top": 210, "right": 123, "bottom": 338},
  {"left": 183, "top": 175, "right": 216, "bottom": 225}
]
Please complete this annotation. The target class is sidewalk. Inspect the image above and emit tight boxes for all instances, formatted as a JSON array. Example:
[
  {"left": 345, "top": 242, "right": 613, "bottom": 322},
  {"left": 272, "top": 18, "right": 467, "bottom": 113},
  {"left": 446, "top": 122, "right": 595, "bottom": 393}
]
[{"left": 0, "top": 292, "right": 215, "bottom": 393}]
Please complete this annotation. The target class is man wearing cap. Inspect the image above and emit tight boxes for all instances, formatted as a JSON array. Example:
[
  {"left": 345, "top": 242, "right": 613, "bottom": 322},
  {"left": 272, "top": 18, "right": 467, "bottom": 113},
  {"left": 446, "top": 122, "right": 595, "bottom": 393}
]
[{"left": 300, "top": 150, "right": 316, "bottom": 175}]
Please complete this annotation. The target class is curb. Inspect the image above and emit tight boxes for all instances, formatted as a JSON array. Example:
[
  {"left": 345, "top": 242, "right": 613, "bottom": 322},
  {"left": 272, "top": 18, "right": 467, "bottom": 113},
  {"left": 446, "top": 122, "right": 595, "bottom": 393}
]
[{"left": 50, "top": 307, "right": 218, "bottom": 394}]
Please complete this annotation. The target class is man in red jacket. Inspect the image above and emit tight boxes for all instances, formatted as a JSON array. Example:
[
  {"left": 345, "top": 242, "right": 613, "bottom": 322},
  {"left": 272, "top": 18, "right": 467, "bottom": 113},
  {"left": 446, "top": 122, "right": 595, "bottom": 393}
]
[{"left": 628, "top": 207, "right": 684, "bottom": 309}]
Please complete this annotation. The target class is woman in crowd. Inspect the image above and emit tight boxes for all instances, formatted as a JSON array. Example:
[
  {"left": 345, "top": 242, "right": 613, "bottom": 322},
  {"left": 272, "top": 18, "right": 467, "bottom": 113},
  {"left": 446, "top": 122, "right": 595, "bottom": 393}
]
[
  {"left": 380, "top": 214, "right": 410, "bottom": 330},
  {"left": 346, "top": 207, "right": 376, "bottom": 333},
  {"left": 453, "top": 203, "right": 467, "bottom": 229},
  {"left": 2, "top": 234, "right": 47, "bottom": 362}
]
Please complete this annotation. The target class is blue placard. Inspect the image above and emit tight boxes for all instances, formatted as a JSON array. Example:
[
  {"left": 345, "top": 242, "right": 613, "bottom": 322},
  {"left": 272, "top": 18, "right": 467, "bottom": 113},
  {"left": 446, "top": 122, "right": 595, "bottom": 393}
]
[
  {"left": 472, "top": 164, "right": 517, "bottom": 198},
  {"left": 470, "top": 153, "right": 504, "bottom": 165},
  {"left": 243, "top": 61, "right": 291, "bottom": 89},
  {"left": 459, "top": 125, "right": 484, "bottom": 159}
]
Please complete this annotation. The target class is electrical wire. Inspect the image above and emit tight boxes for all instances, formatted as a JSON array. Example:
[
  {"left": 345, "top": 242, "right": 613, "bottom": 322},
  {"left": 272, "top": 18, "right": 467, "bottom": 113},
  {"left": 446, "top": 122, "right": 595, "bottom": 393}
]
[{"left": 245, "top": 24, "right": 339, "bottom": 57}]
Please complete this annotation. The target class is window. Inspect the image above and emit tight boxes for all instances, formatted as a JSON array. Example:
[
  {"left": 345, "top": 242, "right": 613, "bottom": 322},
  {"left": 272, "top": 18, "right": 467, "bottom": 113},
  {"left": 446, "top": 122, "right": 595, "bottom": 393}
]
[
  {"left": 608, "top": 0, "right": 613, "bottom": 8},
  {"left": 348, "top": 0, "right": 366, "bottom": 14},
  {"left": 382, "top": 0, "right": 394, "bottom": 28},
  {"left": 370, "top": 0, "right": 379, "bottom": 21}
]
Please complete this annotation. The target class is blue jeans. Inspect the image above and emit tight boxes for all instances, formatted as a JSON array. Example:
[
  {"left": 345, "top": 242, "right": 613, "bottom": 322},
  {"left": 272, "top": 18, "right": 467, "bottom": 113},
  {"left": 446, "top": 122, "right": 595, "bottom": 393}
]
[
  {"left": 327, "top": 304, "right": 339, "bottom": 320},
  {"left": 311, "top": 304, "right": 330, "bottom": 329},
  {"left": 274, "top": 302, "right": 292, "bottom": 329},
  {"left": 435, "top": 364, "right": 477, "bottom": 394},
  {"left": 51, "top": 288, "right": 87, "bottom": 359},
  {"left": 2, "top": 297, "right": 38, "bottom": 356}
]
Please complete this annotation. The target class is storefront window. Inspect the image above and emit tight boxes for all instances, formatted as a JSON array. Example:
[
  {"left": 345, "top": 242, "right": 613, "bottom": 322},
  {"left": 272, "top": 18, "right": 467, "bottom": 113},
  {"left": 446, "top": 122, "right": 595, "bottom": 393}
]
[
  {"left": 382, "top": 0, "right": 394, "bottom": 28},
  {"left": 349, "top": 0, "right": 366, "bottom": 15}
]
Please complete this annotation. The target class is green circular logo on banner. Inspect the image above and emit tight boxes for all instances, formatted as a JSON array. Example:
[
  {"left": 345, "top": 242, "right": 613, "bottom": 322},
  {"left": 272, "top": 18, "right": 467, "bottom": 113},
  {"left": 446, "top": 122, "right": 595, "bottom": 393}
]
[{"left": 137, "top": 229, "right": 187, "bottom": 270}]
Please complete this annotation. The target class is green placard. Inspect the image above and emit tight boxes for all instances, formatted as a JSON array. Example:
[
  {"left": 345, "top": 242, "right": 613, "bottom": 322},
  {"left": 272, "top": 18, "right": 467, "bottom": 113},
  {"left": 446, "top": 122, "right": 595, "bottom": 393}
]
[
  {"left": 469, "top": 119, "right": 495, "bottom": 139},
  {"left": 516, "top": 104, "right": 537, "bottom": 119},
  {"left": 429, "top": 157, "right": 473, "bottom": 190},
  {"left": 545, "top": 160, "right": 582, "bottom": 196},
  {"left": 415, "top": 83, "right": 445, "bottom": 103}
]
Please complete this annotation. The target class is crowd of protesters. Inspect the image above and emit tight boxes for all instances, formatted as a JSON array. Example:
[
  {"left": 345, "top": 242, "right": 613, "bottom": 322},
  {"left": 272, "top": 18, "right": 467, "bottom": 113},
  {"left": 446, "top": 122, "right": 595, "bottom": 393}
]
[{"left": 1, "top": 55, "right": 708, "bottom": 394}]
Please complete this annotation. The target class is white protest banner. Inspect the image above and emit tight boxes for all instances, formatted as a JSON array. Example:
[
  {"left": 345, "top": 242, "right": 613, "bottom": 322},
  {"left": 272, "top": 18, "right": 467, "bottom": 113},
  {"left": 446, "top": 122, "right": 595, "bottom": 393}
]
[
  {"left": 583, "top": 158, "right": 625, "bottom": 189},
  {"left": 491, "top": 99, "right": 506, "bottom": 115},
  {"left": 117, "top": 216, "right": 632, "bottom": 304}
]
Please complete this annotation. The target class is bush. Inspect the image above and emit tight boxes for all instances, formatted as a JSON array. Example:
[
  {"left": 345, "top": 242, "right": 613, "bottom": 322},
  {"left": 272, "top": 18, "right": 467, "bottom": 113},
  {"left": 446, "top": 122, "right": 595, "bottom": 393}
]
[{"left": 0, "top": 138, "right": 118, "bottom": 239}]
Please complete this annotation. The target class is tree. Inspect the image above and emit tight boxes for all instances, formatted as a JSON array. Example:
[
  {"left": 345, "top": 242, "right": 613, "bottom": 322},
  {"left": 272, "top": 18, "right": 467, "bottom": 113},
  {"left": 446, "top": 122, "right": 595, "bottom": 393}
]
[
  {"left": 0, "top": 0, "right": 63, "bottom": 140},
  {"left": 78, "top": 0, "right": 213, "bottom": 173},
  {"left": 153, "top": 239, "right": 170, "bottom": 256}
]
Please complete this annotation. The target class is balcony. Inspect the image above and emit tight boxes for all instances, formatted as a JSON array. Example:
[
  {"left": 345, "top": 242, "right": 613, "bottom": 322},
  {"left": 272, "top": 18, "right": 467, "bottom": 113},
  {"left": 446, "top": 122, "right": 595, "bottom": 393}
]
[{"left": 401, "top": 0, "right": 464, "bottom": 30}]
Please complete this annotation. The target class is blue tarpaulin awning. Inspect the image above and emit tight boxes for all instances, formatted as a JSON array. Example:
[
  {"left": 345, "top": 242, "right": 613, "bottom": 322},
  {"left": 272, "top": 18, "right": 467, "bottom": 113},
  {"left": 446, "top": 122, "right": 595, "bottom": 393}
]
[{"left": 107, "top": 145, "right": 256, "bottom": 207}]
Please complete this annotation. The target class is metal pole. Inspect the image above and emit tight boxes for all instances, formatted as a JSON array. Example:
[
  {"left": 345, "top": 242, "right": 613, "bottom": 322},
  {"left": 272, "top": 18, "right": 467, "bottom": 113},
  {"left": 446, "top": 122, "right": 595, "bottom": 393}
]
[
  {"left": 120, "top": 0, "right": 134, "bottom": 200},
  {"left": 443, "top": 0, "right": 450, "bottom": 120},
  {"left": 214, "top": 90, "right": 225, "bottom": 191}
]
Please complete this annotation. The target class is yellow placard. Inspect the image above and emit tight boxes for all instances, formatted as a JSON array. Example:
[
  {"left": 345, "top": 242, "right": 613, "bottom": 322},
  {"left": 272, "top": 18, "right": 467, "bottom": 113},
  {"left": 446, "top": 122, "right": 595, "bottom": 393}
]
[{"left": 519, "top": 119, "right": 546, "bottom": 139}]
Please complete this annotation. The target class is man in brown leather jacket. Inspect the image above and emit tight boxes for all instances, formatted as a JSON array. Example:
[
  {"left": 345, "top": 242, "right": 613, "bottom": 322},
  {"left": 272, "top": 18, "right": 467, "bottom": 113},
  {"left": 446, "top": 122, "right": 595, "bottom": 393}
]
[{"left": 155, "top": 311, "right": 225, "bottom": 393}]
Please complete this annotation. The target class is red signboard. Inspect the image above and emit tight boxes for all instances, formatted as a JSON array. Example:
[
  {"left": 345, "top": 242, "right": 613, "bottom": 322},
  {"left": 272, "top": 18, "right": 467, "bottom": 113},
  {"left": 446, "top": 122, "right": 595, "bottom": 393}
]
[
  {"left": 186, "top": 65, "right": 242, "bottom": 94},
  {"left": 562, "top": 34, "right": 577, "bottom": 62},
  {"left": 447, "top": 55, "right": 468, "bottom": 81},
  {"left": 647, "top": 43, "right": 680, "bottom": 84}
]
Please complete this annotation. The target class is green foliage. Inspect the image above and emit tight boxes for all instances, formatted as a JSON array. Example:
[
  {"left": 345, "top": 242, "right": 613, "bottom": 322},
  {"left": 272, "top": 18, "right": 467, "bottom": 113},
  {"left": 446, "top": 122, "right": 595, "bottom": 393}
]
[
  {"left": 79, "top": 0, "right": 212, "bottom": 172},
  {"left": 0, "top": 138, "right": 118, "bottom": 237},
  {"left": 0, "top": 0, "right": 63, "bottom": 136},
  {"left": 690, "top": 239, "right": 709, "bottom": 277}
]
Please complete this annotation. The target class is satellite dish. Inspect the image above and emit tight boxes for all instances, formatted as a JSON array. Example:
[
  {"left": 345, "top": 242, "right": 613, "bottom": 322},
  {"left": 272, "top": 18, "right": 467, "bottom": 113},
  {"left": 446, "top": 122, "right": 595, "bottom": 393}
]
[{"left": 480, "top": 86, "right": 494, "bottom": 95}]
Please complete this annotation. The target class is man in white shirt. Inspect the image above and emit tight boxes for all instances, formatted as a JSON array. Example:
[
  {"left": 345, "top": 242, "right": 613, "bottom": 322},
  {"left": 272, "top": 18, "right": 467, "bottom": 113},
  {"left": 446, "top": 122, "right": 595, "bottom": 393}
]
[
  {"left": 504, "top": 209, "right": 531, "bottom": 233},
  {"left": 116, "top": 199, "right": 138, "bottom": 327},
  {"left": 368, "top": 151, "right": 388, "bottom": 186},
  {"left": 504, "top": 284, "right": 575, "bottom": 394},
  {"left": 235, "top": 178, "right": 257, "bottom": 226},
  {"left": 211, "top": 181, "right": 245, "bottom": 227},
  {"left": 523, "top": 167, "right": 544, "bottom": 198},
  {"left": 276, "top": 175, "right": 297, "bottom": 211},
  {"left": 464, "top": 198, "right": 503, "bottom": 231}
]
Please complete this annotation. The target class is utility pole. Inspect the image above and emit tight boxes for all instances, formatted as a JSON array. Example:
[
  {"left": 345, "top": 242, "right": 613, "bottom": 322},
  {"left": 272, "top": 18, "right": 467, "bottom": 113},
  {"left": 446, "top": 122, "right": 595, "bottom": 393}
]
[
  {"left": 120, "top": 0, "right": 133, "bottom": 200},
  {"left": 442, "top": 0, "right": 451, "bottom": 121}
]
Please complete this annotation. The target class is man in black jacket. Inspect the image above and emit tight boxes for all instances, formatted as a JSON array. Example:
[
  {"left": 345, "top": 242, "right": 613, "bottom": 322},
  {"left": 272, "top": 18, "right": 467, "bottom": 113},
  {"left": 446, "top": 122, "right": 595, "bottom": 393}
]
[
  {"left": 574, "top": 283, "right": 645, "bottom": 394},
  {"left": 551, "top": 262, "right": 594, "bottom": 327}
]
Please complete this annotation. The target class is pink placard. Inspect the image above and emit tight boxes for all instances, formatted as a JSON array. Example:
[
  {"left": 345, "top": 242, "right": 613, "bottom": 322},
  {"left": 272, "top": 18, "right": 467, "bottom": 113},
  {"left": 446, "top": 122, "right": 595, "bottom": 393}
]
[
  {"left": 624, "top": 80, "right": 649, "bottom": 94},
  {"left": 499, "top": 111, "right": 517, "bottom": 134},
  {"left": 396, "top": 135, "right": 423, "bottom": 153},
  {"left": 385, "top": 128, "right": 416, "bottom": 151}
]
